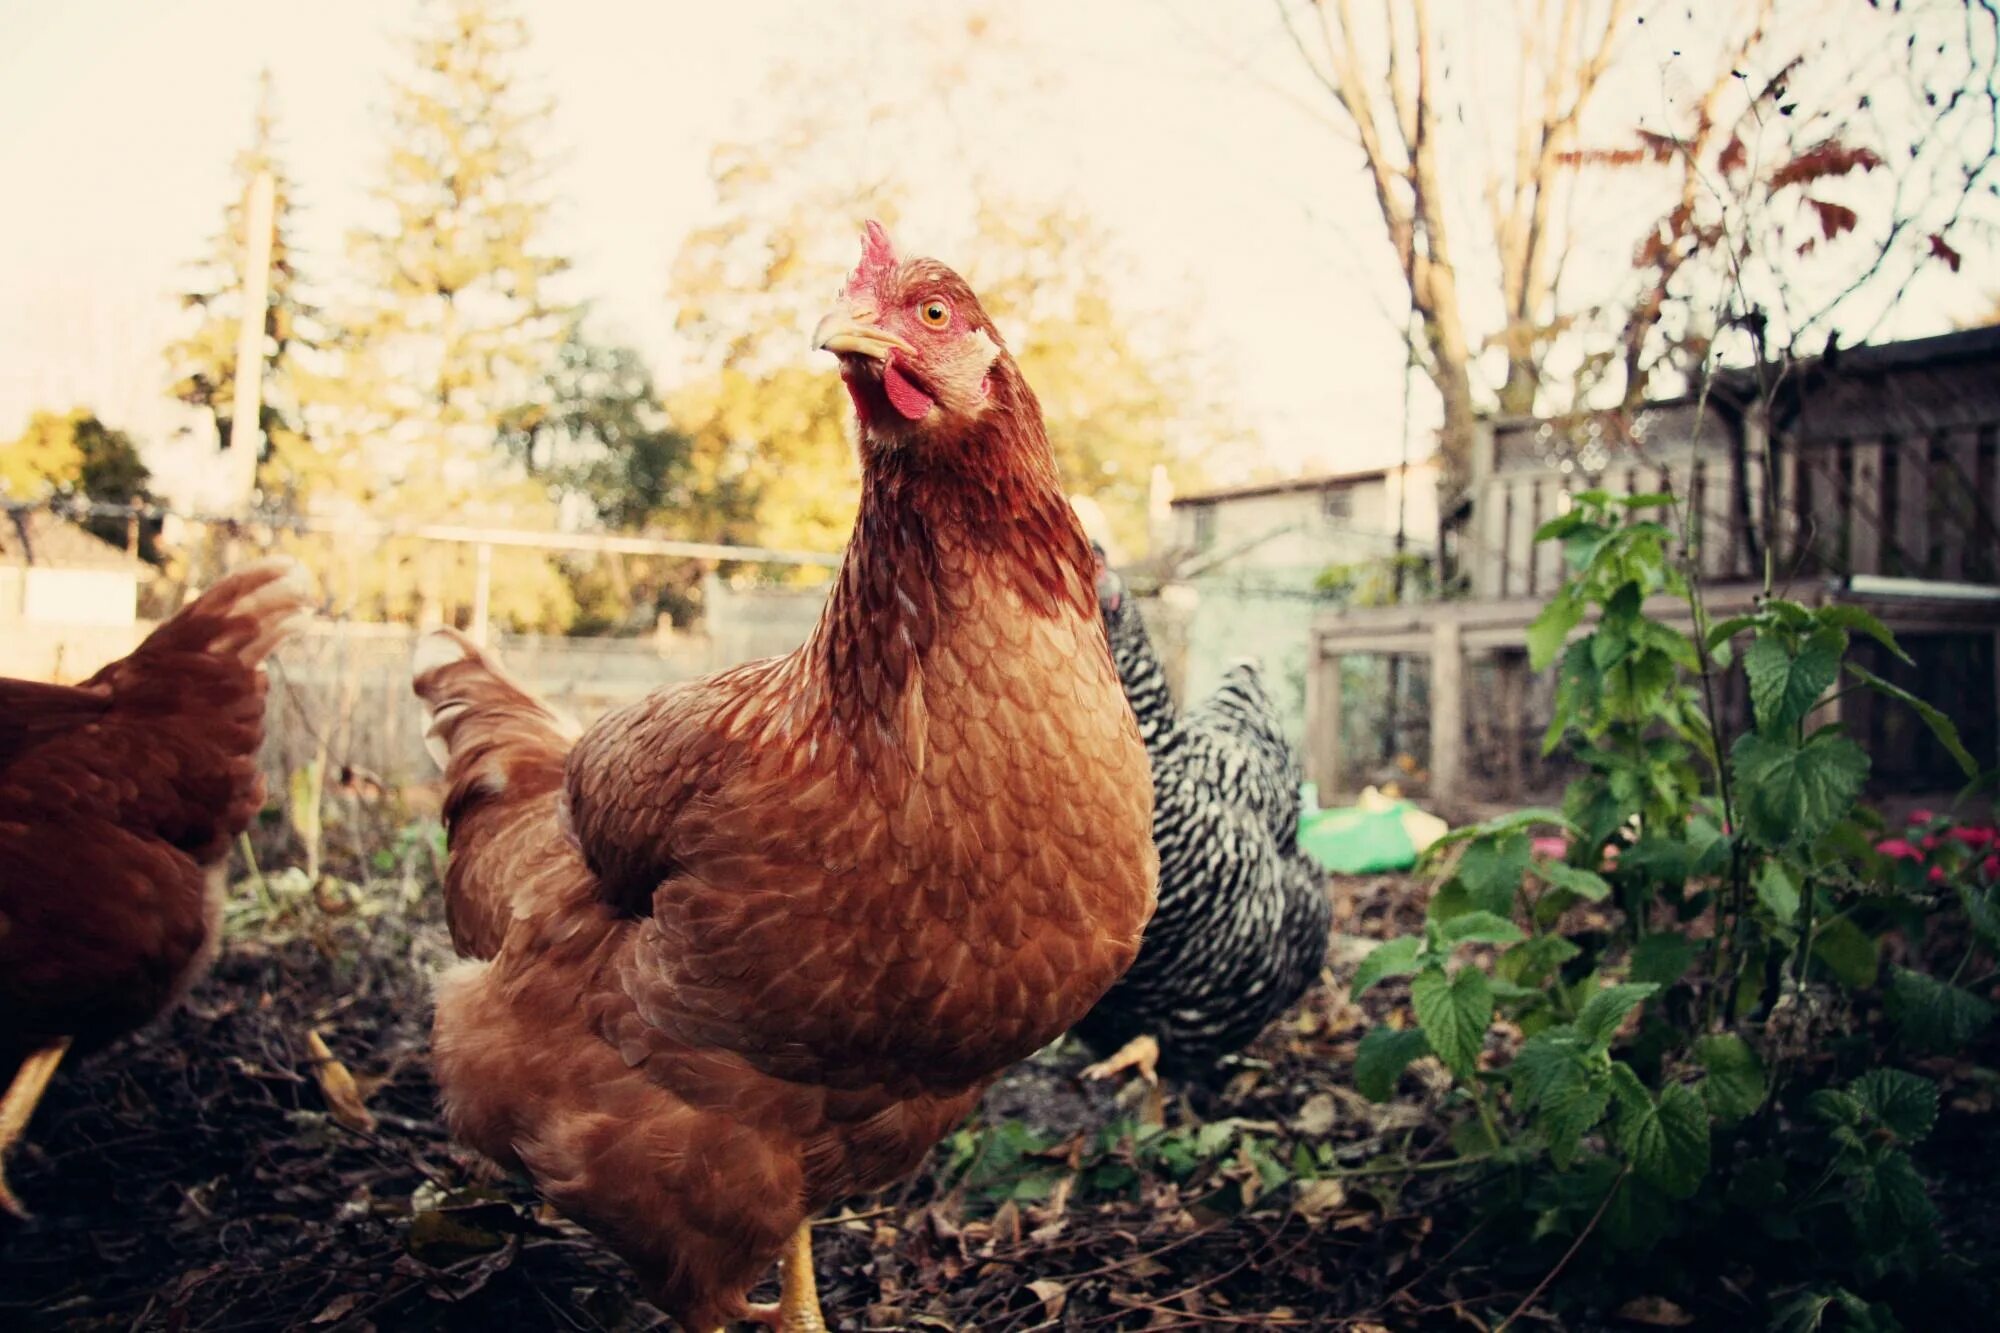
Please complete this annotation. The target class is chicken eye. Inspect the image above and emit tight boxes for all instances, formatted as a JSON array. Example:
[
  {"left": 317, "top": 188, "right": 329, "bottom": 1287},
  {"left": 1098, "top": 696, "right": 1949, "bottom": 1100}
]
[{"left": 918, "top": 299, "right": 950, "bottom": 329}]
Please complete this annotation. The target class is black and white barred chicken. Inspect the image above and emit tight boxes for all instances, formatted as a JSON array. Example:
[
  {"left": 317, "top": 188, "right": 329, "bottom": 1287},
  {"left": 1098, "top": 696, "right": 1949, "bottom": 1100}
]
[{"left": 1074, "top": 542, "right": 1331, "bottom": 1095}]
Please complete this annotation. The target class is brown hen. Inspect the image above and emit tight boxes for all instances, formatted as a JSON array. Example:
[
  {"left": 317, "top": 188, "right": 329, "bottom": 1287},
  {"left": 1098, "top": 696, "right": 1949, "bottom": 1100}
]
[
  {"left": 0, "top": 559, "right": 313, "bottom": 1217},
  {"left": 411, "top": 224, "right": 1157, "bottom": 1330}
]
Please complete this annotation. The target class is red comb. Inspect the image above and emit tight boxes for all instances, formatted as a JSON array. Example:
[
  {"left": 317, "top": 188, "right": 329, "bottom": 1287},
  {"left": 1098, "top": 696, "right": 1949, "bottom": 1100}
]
[{"left": 845, "top": 219, "right": 899, "bottom": 298}]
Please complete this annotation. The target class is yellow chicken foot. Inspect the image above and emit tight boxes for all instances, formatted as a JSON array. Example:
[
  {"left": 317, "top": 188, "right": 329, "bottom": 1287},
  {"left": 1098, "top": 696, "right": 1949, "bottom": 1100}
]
[
  {"left": 0, "top": 1037, "right": 72, "bottom": 1220},
  {"left": 1081, "top": 1033, "right": 1165, "bottom": 1126},
  {"left": 741, "top": 1223, "right": 829, "bottom": 1332}
]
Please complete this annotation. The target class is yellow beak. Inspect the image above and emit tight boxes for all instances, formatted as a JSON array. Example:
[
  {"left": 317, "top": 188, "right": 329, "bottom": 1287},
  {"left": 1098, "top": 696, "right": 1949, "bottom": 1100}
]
[{"left": 812, "top": 309, "right": 913, "bottom": 362}]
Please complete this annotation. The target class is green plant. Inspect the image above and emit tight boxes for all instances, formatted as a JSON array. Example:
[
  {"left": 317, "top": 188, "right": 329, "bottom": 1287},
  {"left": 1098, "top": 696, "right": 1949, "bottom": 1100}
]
[{"left": 1348, "top": 492, "right": 1996, "bottom": 1321}]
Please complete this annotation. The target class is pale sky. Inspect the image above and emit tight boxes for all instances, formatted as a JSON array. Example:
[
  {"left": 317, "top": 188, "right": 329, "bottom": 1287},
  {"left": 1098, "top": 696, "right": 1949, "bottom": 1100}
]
[{"left": 0, "top": 0, "right": 1990, "bottom": 509}]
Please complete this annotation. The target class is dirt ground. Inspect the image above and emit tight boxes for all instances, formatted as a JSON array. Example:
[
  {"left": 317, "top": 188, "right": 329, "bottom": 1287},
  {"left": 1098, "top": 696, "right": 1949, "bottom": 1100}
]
[{"left": 3, "top": 872, "right": 1995, "bottom": 1332}]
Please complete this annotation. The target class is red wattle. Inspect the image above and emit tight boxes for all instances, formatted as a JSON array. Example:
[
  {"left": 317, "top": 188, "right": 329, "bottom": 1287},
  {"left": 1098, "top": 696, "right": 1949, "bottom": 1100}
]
[{"left": 882, "top": 357, "right": 935, "bottom": 421}]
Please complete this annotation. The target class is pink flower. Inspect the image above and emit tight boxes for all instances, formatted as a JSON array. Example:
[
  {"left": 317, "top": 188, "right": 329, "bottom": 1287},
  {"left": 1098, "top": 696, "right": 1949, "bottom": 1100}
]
[
  {"left": 1921, "top": 835, "right": 1940, "bottom": 852},
  {"left": 1948, "top": 826, "right": 1998, "bottom": 850},
  {"left": 1984, "top": 855, "right": 1999, "bottom": 881},
  {"left": 1910, "top": 809, "right": 1937, "bottom": 825},
  {"left": 1929, "top": 865, "right": 1948, "bottom": 885},
  {"left": 1532, "top": 836, "right": 1569, "bottom": 859},
  {"left": 1875, "top": 838, "right": 1923, "bottom": 861}
]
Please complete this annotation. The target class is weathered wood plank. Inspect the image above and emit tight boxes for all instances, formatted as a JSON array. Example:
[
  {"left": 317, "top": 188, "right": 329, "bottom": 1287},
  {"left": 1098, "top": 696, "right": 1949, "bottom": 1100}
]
[
  {"left": 1940, "top": 428, "right": 1982, "bottom": 582},
  {"left": 1775, "top": 437, "right": 1804, "bottom": 572},
  {"left": 1740, "top": 432, "right": 1768, "bottom": 582},
  {"left": 1808, "top": 443, "right": 1850, "bottom": 576},
  {"left": 1891, "top": 434, "right": 1932, "bottom": 579},
  {"left": 1848, "top": 441, "right": 1886, "bottom": 576},
  {"left": 1473, "top": 474, "right": 1509, "bottom": 600},
  {"left": 1533, "top": 480, "right": 1565, "bottom": 595},
  {"left": 1304, "top": 642, "right": 1343, "bottom": 794},
  {"left": 1505, "top": 477, "right": 1537, "bottom": 599},
  {"left": 1496, "top": 650, "right": 1528, "bottom": 797},
  {"left": 1431, "top": 620, "right": 1466, "bottom": 804}
]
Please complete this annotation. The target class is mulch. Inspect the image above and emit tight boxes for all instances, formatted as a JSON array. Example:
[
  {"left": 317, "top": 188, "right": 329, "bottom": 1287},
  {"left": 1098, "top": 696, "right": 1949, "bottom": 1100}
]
[
  {"left": 0, "top": 874, "right": 1499, "bottom": 1331},
  {"left": 8, "top": 867, "right": 1993, "bottom": 1331}
]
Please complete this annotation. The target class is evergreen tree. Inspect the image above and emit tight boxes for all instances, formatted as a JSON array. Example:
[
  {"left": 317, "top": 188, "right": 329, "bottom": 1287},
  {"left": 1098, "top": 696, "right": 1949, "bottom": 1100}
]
[
  {"left": 330, "top": 0, "right": 577, "bottom": 628},
  {"left": 163, "top": 69, "right": 323, "bottom": 507},
  {"left": 343, "top": 0, "right": 570, "bottom": 476}
]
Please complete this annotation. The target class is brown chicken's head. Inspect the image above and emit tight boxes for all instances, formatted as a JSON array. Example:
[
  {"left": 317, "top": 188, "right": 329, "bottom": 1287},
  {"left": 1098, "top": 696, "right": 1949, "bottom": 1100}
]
[{"left": 814, "top": 221, "right": 1009, "bottom": 444}]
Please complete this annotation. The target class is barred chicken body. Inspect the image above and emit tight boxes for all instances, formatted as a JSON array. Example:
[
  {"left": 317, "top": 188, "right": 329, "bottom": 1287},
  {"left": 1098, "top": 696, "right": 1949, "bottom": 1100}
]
[
  {"left": 1075, "top": 567, "right": 1330, "bottom": 1082},
  {"left": 0, "top": 560, "right": 312, "bottom": 1216},
  {"left": 413, "top": 225, "right": 1156, "bottom": 1332}
]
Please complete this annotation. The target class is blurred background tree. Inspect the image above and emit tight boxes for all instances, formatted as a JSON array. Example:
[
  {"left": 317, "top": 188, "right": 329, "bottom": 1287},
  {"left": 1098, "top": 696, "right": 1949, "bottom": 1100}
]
[
  {"left": 498, "top": 319, "right": 702, "bottom": 632},
  {"left": 664, "top": 9, "right": 1225, "bottom": 566},
  {"left": 162, "top": 69, "right": 327, "bottom": 512},
  {"left": 321, "top": 0, "right": 578, "bottom": 629},
  {"left": 1271, "top": 0, "right": 1998, "bottom": 501},
  {"left": 0, "top": 409, "right": 161, "bottom": 561}
]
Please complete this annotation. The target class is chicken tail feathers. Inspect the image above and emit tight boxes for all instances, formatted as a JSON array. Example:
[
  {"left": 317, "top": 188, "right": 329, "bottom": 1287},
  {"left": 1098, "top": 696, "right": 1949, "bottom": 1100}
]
[
  {"left": 412, "top": 630, "right": 576, "bottom": 957},
  {"left": 125, "top": 559, "right": 317, "bottom": 675}
]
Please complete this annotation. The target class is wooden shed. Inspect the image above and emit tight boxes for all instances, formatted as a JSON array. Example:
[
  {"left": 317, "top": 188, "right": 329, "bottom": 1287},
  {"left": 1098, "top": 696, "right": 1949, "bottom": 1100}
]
[{"left": 1304, "top": 325, "right": 2000, "bottom": 806}]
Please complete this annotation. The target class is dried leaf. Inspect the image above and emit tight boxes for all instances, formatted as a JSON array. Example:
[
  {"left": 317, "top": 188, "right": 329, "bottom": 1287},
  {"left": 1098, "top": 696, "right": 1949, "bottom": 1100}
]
[
  {"left": 311, "top": 1292, "right": 365, "bottom": 1324},
  {"left": 1027, "top": 1279, "right": 1069, "bottom": 1320},
  {"left": 1930, "top": 232, "right": 1963, "bottom": 272},
  {"left": 1292, "top": 1092, "right": 1338, "bottom": 1137},
  {"left": 1616, "top": 1295, "right": 1695, "bottom": 1326},
  {"left": 1294, "top": 1178, "right": 1348, "bottom": 1224},
  {"left": 1769, "top": 139, "right": 1883, "bottom": 190},
  {"left": 305, "top": 1029, "right": 377, "bottom": 1134},
  {"left": 1805, "top": 198, "right": 1859, "bottom": 240}
]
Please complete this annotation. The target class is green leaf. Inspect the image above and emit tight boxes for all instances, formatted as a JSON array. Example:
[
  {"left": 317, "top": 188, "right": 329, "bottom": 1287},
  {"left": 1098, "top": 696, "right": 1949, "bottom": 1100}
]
[
  {"left": 1615, "top": 1080, "right": 1711, "bottom": 1199},
  {"left": 1534, "top": 510, "right": 1588, "bottom": 544},
  {"left": 1410, "top": 965, "right": 1494, "bottom": 1079},
  {"left": 1693, "top": 1034, "right": 1766, "bottom": 1123},
  {"left": 1453, "top": 835, "right": 1532, "bottom": 917},
  {"left": 1513, "top": 1031, "right": 1610, "bottom": 1168},
  {"left": 1575, "top": 982, "right": 1658, "bottom": 1048},
  {"left": 1437, "top": 910, "right": 1525, "bottom": 947},
  {"left": 1744, "top": 628, "right": 1843, "bottom": 735},
  {"left": 1349, "top": 936, "right": 1423, "bottom": 999},
  {"left": 1850, "top": 1069, "right": 1938, "bottom": 1144},
  {"left": 1961, "top": 884, "right": 2000, "bottom": 947},
  {"left": 1527, "top": 588, "right": 1584, "bottom": 670},
  {"left": 1815, "top": 604, "right": 1913, "bottom": 664},
  {"left": 1532, "top": 858, "right": 1612, "bottom": 901},
  {"left": 1812, "top": 915, "right": 1879, "bottom": 988},
  {"left": 1887, "top": 967, "right": 1996, "bottom": 1053},
  {"left": 1602, "top": 647, "right": 1680, "bottom": 722},
  {"left": 1422, "top": 807, "right": 1574, "bottom": 860},
  {"left": 1631, "top": 933, "right": 1698, "bottom": 988},
  {"left": 1705, "top": 614, "right": 1761, "bottom": 652},
  {"left": 1763, "top": 598, "right": 1815, "bottom": 630},
  {"left": 1353, "top": 1026, "right": 1431, "bottom": 1102},
  {"left": 1619, "top": 491, "right": 1676, "bottom": 509},
  {"left": 1754, "top": 860, "right": 1801, "bottom": 921},
  {"left": 1853, "top": 1149, "right": 1937, "bottom": 1244},
  {"left": 1731, "top": 731, "right": 1871, "bottom": 847},
  {"left": 1500, "top": 934, "right": 1582, "bottom": 988},
  {"left": 1845, "top": 662, "right": 1978, "bottom": 779}
]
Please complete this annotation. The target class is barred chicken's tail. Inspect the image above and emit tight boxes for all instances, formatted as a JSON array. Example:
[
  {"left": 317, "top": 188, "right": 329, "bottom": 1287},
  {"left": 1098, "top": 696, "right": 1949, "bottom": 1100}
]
[{"left": 411, "top": 630, "right": 579, "bottom": 959}]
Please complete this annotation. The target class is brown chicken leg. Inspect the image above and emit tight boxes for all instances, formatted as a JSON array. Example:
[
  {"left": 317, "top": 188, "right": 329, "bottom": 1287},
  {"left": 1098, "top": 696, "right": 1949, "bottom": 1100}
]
[
  {"left": 738, "top": 1223, "right": 828, "bottom": 1332},
  {"left": 0, "top": 1037, "right": 72, "bottom": 1219}
]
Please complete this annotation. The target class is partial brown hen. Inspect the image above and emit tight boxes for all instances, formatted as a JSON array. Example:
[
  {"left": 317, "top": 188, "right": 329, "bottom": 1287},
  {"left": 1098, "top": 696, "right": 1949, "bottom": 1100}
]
[
  {"left": 412, "top": 223, "right": 1157, "bottom": 1331},
  {"left": 0, "top": 559, "right": 313, "bottom": 1217}
]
